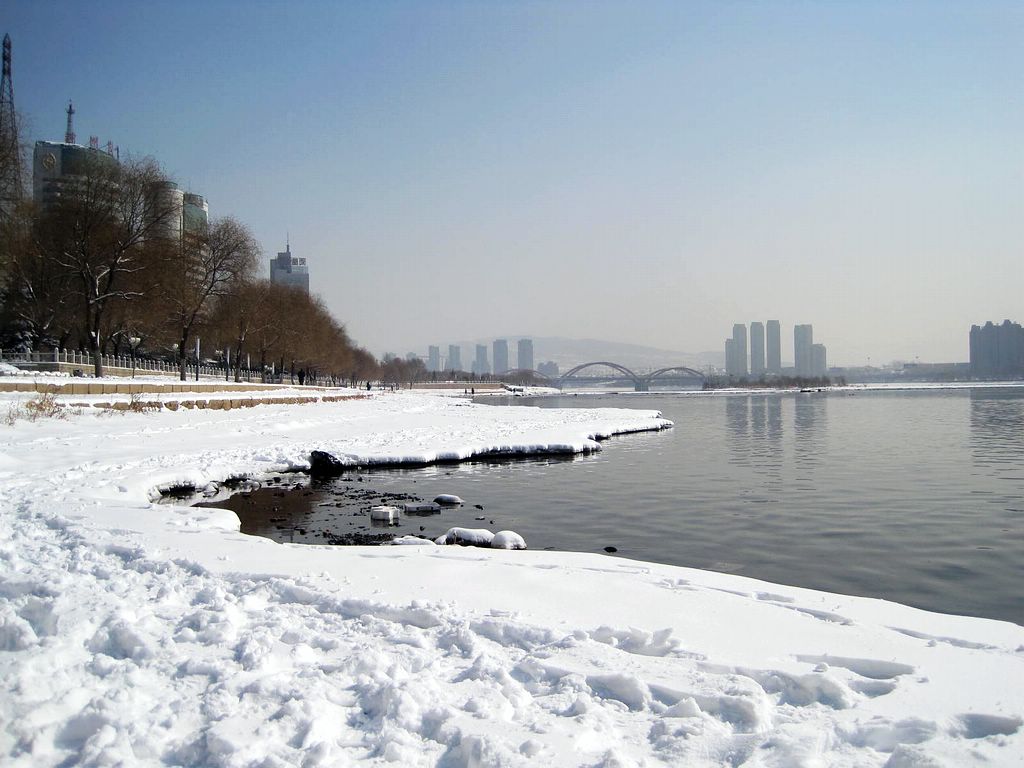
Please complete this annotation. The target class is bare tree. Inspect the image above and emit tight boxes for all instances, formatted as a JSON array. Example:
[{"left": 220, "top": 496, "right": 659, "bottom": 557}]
[
  {"left": 42, "top": 156, "right": 178, "bottom": 376},
  {"left": 0, "top": 200, "right": 76, "bottom": 350},
  {"left": 210, "top": 278, "right": 271, "bottom": 382},
  {"left": 158, "top": 216, "right": 259, "bottom": 380}
]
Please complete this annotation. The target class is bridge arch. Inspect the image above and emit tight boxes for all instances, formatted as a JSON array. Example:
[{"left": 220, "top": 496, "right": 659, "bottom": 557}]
[
  {"left": 644, "top": 366, "right": 706, "bottom": 382},
  {"left": 557, "top": 361, "right": 641, "bottom": 388}
]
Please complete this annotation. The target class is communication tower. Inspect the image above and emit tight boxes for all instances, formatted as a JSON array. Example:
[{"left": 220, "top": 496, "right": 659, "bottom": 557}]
[
  {"left": 0, "top": 33, "right": 23, "bottom": 212},
  {"left": 64, "top": 101, "right": 76, "bottom": 144}
]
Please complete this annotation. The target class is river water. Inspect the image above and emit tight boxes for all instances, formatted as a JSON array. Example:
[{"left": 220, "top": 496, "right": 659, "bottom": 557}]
[{"left": 210, "top": 386, "right": 1024, "bottom": 624}]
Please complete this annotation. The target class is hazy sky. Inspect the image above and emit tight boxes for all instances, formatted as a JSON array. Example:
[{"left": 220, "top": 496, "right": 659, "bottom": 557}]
[{"left": 7, "top": 1, "right": 1022, "bottom": 364}]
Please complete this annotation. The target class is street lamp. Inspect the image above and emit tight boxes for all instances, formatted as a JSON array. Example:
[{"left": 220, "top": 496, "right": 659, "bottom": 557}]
[{"left": 129, "top": 336, "right": 141, "bottom": 378}]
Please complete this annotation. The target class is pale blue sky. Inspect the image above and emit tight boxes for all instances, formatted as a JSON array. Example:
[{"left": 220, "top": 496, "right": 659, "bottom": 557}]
[{"left": 7, "top": 1, "right": 1022, "bottom": 364}]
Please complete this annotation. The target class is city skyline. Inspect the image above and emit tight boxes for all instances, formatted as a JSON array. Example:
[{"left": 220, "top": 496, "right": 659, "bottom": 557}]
[{"left": 4, "top": 3, "right": 1021, "bottom": 365}]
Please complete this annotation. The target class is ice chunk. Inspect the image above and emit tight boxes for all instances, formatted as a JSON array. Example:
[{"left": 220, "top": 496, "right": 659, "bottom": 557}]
[{"left": 370, "top": 505, "right": 401, "bottom": 522}]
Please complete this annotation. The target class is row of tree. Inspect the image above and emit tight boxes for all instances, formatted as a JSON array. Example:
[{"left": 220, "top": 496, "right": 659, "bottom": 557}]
[{"left": 0, "top": 152, "right": 378, "bottom": 382}]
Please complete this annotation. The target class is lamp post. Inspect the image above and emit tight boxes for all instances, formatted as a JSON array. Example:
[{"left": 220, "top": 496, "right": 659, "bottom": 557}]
[{"left": 129, "top": 336, "right": 141, "bottom": 378}]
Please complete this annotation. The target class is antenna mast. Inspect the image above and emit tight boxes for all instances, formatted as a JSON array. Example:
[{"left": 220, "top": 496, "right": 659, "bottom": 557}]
[
  {"left": 0, "top": 33, "right": 23, "bottom": 212},
  {"left": 65, "top": 100, "right": 76, "bottom": 144}
]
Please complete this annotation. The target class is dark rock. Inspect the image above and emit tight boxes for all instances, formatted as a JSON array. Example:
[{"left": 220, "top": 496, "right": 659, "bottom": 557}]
[
  {"left": 309, "top": 450, "right": 346, "bottom": 477},
  {"left": 474, "top": 504, "right": 484, "bottom": 510},
  {"left": 604, "top": 546, "right": 618, "bottom": 553}
]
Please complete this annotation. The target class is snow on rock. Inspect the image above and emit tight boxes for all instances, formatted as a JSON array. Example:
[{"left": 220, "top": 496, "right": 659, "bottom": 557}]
[
  {"left": 389, "top": 535, "right": 437, "bottom": 546},
  {"left": 433, "top": 494, "right": 464, "bottom": 505},
  {"left": 434, "top": 527, "right": 495, "bottom": 546},
  {"left": 491, "top": 530, "right": 527, "bottom": 550},
  {"left": 0, "top": 389, "right": 1022, "bottom": 767}
]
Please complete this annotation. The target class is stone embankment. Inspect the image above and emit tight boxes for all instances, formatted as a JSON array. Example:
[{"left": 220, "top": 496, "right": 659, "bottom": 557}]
[{"left": 0, "top": 380, "right": 364, "bottom": 412}]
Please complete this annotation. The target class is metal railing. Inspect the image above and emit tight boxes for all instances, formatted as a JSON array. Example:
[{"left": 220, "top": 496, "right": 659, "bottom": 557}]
[{"left": 0, "top": 349, "right": 267, "bottom": 382}]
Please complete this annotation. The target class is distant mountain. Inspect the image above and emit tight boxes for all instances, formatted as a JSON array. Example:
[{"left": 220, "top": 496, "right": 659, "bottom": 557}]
[{"left": 455, "top": 336, "right": 721, "bottom": 372}]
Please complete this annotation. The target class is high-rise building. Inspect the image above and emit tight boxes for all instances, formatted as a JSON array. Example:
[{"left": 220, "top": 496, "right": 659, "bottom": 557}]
[
  {"left": 970, "top": 320, "right": 1024, "bottom": 377},
  {"left": 537, "top": 361, "right": 559, "bottom": 378},
  {"left": 811, "top": 344, "right": 827, "bottom": 376},
  {"left": 794, "top": 324, "right": 814, "bottom": 376},
  {"left": 32, "top": 136, "right": 209, "bottom": 243},
  {"left": 33, "top": 139, "right": 116, "bottom": 209},
  {"left": 269, "top": 242, "right": 310, "bottom": 292},
  {"left": 517, "top": 338, "right": 534, "bottom": 372},
  {"left": 750, "top": 322, "right": 765, "bottom": 376},
  {"left": 427, "top": 346, "right": 440, "bottom": 372},
  {"left": 472, "top": 344, "right": 490, "bottom": 376},
  {"left": 182, "top": 192, "right": 209, "bottom": 234},
  {"left": 766, "top": 320, "right": 781, "bottom": 374},
  {"left": 493, "top": 339, "right": 509, "bottom": 375},
  {"left": 447, "top": 344, "right": 462, "bottom": 372},
  {"left": 726, "top": 324, "right": 748, "bottom": 377}
]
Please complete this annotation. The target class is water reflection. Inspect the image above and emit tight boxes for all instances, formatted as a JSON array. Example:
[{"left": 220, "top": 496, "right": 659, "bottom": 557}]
[
  {"left": 750, "top": 394, "right": 783, "bottom": 484},
  {"left": 767, "top": 396, "right": 783, "bottom": 444},
  {"left": 969, "top": 389, "right": 1024, "bottom": 502},
  {"left": 726, "top": 395, "right": 751, "bottom": 467},
  {"left": 970, "top": 389, "right": 1024, "bottom": 466},
  {"left": 793, "top": 393, "right": 827, "bottom": 470}
]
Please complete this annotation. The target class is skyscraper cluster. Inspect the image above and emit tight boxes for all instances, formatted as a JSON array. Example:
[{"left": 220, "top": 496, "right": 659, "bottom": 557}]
[
  {"left": 725, "top": 321, "right": 827, "bottom": 377},
  {"left": 970, "top": 320, "right": 1024, "bottom": 377},
  {"left": 423, "top": 338, "right": 533, "bottom": 374}
]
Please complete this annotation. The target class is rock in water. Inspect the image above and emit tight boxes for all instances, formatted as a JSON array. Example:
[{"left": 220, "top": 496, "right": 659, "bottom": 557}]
[
  {"left": 433, "top": 494, "right": 464, "bottom": 505},
  {"left": 309, "top": 450, "right": 345, "bottom": 476},
  {"left": 403, "top": 502, "right": 441, "bottom": 514},
  {"left": 491, "top": 531, "right": 527, "bottom": 550}
]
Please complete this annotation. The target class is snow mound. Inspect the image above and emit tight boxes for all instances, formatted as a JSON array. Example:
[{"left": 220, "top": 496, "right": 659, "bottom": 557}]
[
  {"left": 390, "top": 535, "right": 436, "bottom": 546},
  {"left": 435, "top": 527, "right": 495, "bottom": 546},
  {"left": 491, "top": 530, "right": 527, "bottom": 550}
]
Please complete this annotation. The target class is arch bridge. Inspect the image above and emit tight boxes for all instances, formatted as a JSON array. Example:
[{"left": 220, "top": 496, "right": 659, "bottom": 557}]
[{"left": 505, "top": 362, "right": 705, "bottom": 391}]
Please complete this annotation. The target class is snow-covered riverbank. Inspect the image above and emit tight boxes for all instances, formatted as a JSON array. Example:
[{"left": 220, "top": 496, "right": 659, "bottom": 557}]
[{"left": 1, "top": 388, "right": 1022, "bottom": 766}]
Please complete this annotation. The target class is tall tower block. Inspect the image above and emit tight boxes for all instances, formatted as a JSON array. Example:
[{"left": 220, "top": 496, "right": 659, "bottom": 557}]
[
  {"left": 794, "top": 324, "right": 814, "bottom": 376},
  {"left": 766, "top": 320, "right": 781, "bottom": 374},
  {"left": 750, "top": 322, "right": 765, "bottom": 376}
]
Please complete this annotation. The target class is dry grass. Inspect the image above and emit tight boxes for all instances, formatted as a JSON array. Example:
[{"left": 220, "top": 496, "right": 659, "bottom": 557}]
[{"left": 3, "top": 393, "right": 67, "bottom": 425}]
